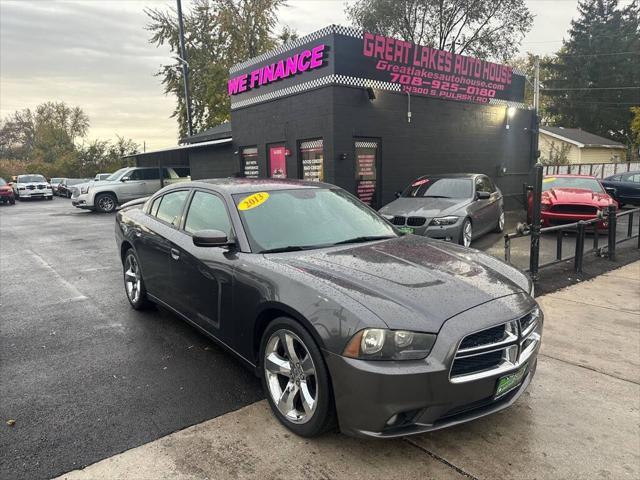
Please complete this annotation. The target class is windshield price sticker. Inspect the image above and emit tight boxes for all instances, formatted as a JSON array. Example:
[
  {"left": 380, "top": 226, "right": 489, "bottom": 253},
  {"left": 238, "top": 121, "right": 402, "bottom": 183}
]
[{"left": 238, "top": 192, "right": 270, "bottom": 211}]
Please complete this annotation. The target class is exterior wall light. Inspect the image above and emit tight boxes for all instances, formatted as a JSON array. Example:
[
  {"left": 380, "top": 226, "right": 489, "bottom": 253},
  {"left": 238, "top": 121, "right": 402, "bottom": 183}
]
[{"left": 505, "top": 106, "right": 517, "bottom": 130}]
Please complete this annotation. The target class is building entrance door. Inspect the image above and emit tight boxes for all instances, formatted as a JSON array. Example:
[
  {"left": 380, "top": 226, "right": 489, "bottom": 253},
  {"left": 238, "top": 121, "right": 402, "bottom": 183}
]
[{"left": 268, "top": 144, "right": 287, "bottom": 178}]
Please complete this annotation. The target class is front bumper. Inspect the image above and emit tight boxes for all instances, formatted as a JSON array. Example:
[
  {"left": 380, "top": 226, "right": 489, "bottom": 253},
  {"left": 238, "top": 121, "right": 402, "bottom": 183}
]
[
  {"left": 325, "top": 293, "right": 541, "bottom": 438},
  {"left": 17, "top": 189, "right": 52, "bottom": 198},
  {"left": 72, "top": 193, "right": 94, "bottom": 209},
  {"left": 398, "top": 219, "right": 463, "bottom": 243},
  {"left": 540, "top": 211, "right": 608, "bottom": 229}
]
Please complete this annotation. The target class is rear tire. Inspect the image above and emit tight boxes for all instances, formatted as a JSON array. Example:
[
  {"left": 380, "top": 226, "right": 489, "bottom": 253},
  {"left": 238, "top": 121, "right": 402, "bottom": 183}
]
[
  {"left": 95, "top": 193, "right": 117, "bottom": 213},
  {"left": 259, "top": 317, "right": 336, "bottom": 437},
  {"left": 9, "top": 198, "right": 15, "bottom": 205},
  {"left": 123, "top": 249, "right": 152, "bottom": 310}
]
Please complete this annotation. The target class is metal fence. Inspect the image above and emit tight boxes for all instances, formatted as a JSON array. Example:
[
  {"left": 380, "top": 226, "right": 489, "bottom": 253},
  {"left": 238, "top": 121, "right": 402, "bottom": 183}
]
[
  {"left": 505, "top": 206, "right": 640, "bottom": 274},
  {"left": 543, "top": 162, "right": 640, "bottom": 179}
]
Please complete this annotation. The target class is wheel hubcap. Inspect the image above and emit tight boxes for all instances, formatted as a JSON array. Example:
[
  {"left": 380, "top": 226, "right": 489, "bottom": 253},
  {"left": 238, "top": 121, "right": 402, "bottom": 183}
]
[
  {"left": 463, "top": 221, "right": 472, "bottom": 247},
  {"left": 100, "top": 196, "right": 114, "bottom": 211},
  {"left": 264, "top": 330, "right": 317, "bottom": 424},
  {"left": 124, "top": 254, "right": 141, "bottom": 303}
]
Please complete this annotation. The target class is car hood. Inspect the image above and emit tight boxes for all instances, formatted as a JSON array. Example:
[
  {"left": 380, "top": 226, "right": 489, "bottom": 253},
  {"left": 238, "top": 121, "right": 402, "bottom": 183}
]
[
  {"left": 16, "top": 182, "right": 48, "bottom": 187},
  {"left": 543, "top": 188, "right": 613, "bottom": 206},
  {"left": 268, "top": 235, "right": 529, "bottom": 333},
  {"left": 379, "top": 197, "right": 470, "bottom": 218}
]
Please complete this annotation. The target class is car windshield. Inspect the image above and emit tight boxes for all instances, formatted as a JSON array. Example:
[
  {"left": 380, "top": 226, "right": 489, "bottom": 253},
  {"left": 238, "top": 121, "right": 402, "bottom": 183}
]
[
  {"left": 543, "top": 176, "right": 604, "bottom": 193},
  {"left": 0, "top": 178, "right": 6, "bottom": 186},
  {"left": 402, "top": 177, "right": 473, "bottom": 199},
  {"left": 233, "top": 188, "right": 398, "bottom": 253},
  {"left": 18, "top": 175, "right": 46, "bottom": 183},
  {"left": 51, "top": 178, "right": 62, "bottom": 183},
  {"left": 106, "top": 168, "right": 130, "bottom": 181}
]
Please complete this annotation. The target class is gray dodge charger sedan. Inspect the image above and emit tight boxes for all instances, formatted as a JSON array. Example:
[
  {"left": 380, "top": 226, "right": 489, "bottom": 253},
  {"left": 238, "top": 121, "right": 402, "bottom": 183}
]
[
  {"left": 115, "top": 178, "right": 541, "bottom": 438},
  {"left": 379, "top": 173, "right": 505, "bottom": 246}
]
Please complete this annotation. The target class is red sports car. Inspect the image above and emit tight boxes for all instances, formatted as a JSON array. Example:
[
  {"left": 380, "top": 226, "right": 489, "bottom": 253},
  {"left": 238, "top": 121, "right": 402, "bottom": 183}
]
[
  {"left": 0, "top": 177, "right": 15, "bottom": 205},
  {"left": 528, "top": 174, "right": 617, "bottom": 228}
]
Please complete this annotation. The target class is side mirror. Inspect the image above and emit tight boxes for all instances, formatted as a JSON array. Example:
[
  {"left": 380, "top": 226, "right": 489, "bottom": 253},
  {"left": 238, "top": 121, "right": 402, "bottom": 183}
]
[
  {"left": 604, "top": 187, "right": 616, "bottom": 196},
  {"left": 476, "top": 191, "right": 490, "bottom": 200},
  {"left": 192, "top": 229, "right": 232, "bottom": 247},
  {"left": 121, "top": 176, "right": 130, "bottom": 182},
  {"left": 394, "top": 191, "right": 402, "bottom": 199}
]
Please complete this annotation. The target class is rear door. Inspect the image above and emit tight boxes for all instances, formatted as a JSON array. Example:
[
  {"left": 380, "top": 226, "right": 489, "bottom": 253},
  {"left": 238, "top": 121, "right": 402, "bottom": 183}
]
[
  {"left": 134, "top": 189, "right": 190, "bottom": 301},
  {"left": 170, "top": 189, "right": 235, "bottom": 339}
]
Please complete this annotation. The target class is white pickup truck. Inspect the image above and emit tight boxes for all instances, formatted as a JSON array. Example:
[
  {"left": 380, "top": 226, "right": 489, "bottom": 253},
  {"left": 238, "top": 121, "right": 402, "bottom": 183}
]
[{"left": 72, "top": 166, "right": 190, "bottom": 213}]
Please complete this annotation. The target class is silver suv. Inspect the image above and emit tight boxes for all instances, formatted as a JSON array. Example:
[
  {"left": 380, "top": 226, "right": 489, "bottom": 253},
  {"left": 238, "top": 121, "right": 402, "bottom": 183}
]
[{"left": 72, "top": 166, "right": 190, "bottom": 213}]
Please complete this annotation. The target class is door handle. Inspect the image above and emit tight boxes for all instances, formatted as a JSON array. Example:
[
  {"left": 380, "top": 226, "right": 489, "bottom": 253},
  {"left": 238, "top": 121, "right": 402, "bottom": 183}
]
[{"left": 170, "top": 248, "right": 180, "bottom": 261}]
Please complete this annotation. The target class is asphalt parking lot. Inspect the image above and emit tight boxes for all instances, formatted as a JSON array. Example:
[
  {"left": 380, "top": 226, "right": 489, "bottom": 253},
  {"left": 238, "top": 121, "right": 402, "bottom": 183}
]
[
  {"left": 0, "top": 197, "right": 263, "bottom": 480},
  {"left": 1, "top": 197, "right": 639, "bottom": 480}
]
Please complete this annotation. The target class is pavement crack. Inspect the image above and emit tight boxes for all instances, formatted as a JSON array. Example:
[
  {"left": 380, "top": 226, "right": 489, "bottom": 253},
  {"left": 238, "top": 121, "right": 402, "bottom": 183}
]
[
  {"left": 539, "top": 353, "right": 639, "bottom": 385},
  {"left": 403, "top": 438, "right": 481, "bottom": 480}
]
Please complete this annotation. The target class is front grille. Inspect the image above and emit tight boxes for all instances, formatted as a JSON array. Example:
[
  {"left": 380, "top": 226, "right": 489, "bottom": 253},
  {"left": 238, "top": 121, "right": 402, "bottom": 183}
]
[
  {"left": 550, "top": 204, "right": 598, "bottom": 215},
  {"left": 27, "top": 185, "right": 35, "bottom": 190},
  {"left": 451, "top": 350, "right": 503, "bottom": 376},
  {"left": 459, "top": 324, "right": 505, "bottom": 349},
  {"left": 450, "top": 307, "right": 542, "bottom": 383},
  {"left": 407, "top": 216, "right": 426, "bottom": 227},
  {"left": 37, "top": 184, "right": 45, "bottom": 190},
  {"left": 392, "top": 216, "right": 406, "bottom": 226}
]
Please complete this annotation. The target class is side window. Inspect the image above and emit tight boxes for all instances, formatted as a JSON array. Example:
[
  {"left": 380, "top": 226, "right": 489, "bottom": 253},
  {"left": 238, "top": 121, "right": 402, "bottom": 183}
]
[
  {"left": 149, "top": 196, "right": 161, "bottom": 217},
  {"left": 184, "top": 191, "right": 232, "bottom": 236},
  {"left": 484, "top": 176, "right": 497, "bottom": 193},
  {"left": 475, "top": 177, "right": 491, "bottom": 193},
  {"left": 140, "top": 168, "right": 160, "bottom": 180},
  {"left": 155, "top": 190, "right": 189, "bottom": 225},
  {"left": 629, "top": 174, "right": 640, "bottom": 183},
  {"left": 128, "top": 169, "right": 142, "bottom": 181}
]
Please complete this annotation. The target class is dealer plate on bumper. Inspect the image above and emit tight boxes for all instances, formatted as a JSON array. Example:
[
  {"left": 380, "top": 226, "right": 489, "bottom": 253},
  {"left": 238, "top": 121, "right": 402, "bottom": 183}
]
[
  {"left": 398, "top": 226, "right": 414, "bottom": 234},
  {"left": 495, "top": 363, "right": 527, "bottom": 398}
]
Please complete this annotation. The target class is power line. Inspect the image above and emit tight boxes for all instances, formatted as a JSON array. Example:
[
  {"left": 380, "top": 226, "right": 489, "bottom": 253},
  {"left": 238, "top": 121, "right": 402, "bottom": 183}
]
[{"left": 557, "top": 51, "right": 640, "bottom": 58}]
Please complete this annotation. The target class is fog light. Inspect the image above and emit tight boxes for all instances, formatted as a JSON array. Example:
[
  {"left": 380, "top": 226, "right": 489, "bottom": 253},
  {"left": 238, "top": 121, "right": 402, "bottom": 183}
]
[
  {"left": 386, "top": 414, "right": 398, "bottom": 426},
  {"left": 445, "top": 236, "right": 452, "bottom": 241}
]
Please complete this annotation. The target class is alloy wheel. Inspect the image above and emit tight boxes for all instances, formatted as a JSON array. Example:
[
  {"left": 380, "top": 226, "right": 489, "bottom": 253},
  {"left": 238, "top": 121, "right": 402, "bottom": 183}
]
[
  {"left": 463, "top": 220, "right": 473, "bottom": 247},
  {"left": 98, "top": 195, "right": 115, "bottom": 212},
  {"left": 124, "top": 254, "right": 141, "bottom": 304},
  {"left": 264, "top": 329, "right": 318, "bottom": 424}
]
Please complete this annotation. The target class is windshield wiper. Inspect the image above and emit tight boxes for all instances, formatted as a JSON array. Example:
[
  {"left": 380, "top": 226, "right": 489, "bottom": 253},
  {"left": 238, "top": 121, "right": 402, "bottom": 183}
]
[
  {"left": 332, "top": 235, "right": 396, "bottom": 246},
  {"left": 260, "top": 245, "right": 321, "bottom": 253}
]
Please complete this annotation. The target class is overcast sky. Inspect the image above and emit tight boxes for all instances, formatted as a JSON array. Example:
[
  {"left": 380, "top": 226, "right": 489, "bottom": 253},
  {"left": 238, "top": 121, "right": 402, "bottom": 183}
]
[{"left": 0, "top": 0, "right": 630, "bottom": 150}]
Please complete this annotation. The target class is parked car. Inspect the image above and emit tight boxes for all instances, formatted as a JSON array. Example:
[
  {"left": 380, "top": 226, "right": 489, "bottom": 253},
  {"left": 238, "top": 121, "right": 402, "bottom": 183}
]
[
  {"left": 50, "top": 177, "right": 64, "bottom": 195},
  {"left": 73, "top": 166, "right": 190, "bottom": 213},
  {"left": 0, "top": 177, "right": 16, "bottom": 205},
  {"left": 601, "top": 170, "right": 640, "bottom": 207},
  {"left": 58, "top": 178, "right": 91, "bottom": 198},
  {"left": 116, "top": 178, "right": 541, "bottom": 438},
  {"left": 379, "top": 173, "right": 504, "bottom": 247},
  {"left": 13, "top": 174, "right": 53, "bottom": 200},
  {"left": 528, "top": 175, "right": 618, "bottom": 228},
  {"left": 94, "top": 173, "right": 112, "bottom": 181}
]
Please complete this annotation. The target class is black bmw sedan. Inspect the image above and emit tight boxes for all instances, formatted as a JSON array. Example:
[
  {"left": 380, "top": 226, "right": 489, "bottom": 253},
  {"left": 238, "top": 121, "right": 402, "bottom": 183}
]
[{"left": 115, "top": 178, "right": 542, "bottom": 438}]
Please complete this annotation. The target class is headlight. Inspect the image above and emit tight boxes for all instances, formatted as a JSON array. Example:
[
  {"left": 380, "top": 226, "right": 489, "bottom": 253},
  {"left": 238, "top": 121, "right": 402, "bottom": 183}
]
[
  {"left": 430, "top": 216, "right": 459, "bottom": 226},
  {"left": 381, "top": 214, "right": 394, "bottom": 221},
  {"left": 81, "top": 185, "right": 90, "bottom": 194},
  {"left": 343, "top": 328, "right": 436, "bottom": 360}
]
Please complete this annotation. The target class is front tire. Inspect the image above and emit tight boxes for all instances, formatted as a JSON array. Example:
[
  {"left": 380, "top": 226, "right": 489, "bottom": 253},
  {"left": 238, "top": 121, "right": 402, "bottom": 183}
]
[
  {"left": 260, "top": 317, "right": 336, "bottom": 437},
  {"left": 95, "top": 193, "right": 117, "bottom": 213},
  {"left": 459, "top": 218, "right": 473, "bottom": 247},
  {"left": 493, "top": 208, "right": 505, "bottom": 233},
  {"left": 123, "top": 249, "right": 151, "bottom": 310}
]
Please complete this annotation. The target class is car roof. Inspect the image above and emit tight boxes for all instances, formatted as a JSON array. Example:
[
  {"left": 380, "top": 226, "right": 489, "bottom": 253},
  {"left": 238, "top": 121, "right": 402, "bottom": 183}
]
[
  {"left": 414, "top": 173, "right": 480, "bottom": 179},
  {"left": 181, "top": 178, "right": 336, "bottom": 195}
]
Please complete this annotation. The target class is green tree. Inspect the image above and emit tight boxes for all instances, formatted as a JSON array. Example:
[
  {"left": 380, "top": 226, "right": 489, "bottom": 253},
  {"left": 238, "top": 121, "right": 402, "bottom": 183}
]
[
  {"left": 146, "top": 0, "right": 287, "bottom": 139},
  {"left": 345, "top": 0, "right": 533, "bottom": 61},
  {"left": 543, "top": 0, "right": 639, "bottom": 144}
]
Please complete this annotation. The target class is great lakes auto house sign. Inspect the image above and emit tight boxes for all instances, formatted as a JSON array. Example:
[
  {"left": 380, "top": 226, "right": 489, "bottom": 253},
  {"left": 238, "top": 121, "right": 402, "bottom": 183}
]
[{"left": 228, "top": 25, "right": 526, "bottom": 109}]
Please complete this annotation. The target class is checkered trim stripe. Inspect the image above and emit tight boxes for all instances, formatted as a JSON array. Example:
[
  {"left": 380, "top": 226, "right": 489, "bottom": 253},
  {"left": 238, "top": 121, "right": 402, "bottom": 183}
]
[
  {"left": 300, "top": 139, "right": 323, "bottom": 150},
  {"left": 355, "top": 141, "right": 378, "bottom": 149},
  {"left": 230, "top": 74, "right": 402, "bottom": 109},
  {"left": 512, "top": 67, "right": 526, "bottom": 76},
  {"left": 489, "top": 98, "right": 530, "bottom": 109},
  {"left": 229, "top": 25, "right": 362, "bottom": 74}
]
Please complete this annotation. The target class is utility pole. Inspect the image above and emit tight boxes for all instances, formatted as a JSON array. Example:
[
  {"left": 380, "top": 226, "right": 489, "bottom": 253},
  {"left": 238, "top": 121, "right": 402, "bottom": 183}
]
[
  {"left": 176, "top": 0, "right": 193, "bottom": 138},
  {"left": 529, "top": 56, "right": 542, "bottom": 279}
]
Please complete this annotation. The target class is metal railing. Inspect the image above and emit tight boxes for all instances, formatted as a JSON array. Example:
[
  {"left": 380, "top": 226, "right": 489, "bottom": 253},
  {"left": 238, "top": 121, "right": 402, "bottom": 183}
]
[
  {"left": 543, "top": 161, "right": 640, "bottom": 179},
  {"left": 505, "top": 206, "right": 640, "bottom": 274}
]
